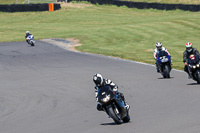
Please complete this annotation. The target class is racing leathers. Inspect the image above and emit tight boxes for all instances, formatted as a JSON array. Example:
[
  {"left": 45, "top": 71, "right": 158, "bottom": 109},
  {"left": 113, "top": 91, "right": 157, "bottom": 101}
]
[
  {"left": 183, "top": 48, "right": 200, "bottom": 75},
  {"left": 25, "top": 33, "right": 32, "bottom": 43},
  {"left": 153, "top": 47, "right": 170, "bottom": 72}
]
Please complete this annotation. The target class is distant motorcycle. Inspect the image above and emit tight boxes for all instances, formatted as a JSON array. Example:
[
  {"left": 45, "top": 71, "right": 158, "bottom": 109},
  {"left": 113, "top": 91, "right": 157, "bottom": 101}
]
[
  {"left": 157, "top": 50, "right": 172, "bottom": 78},
  {"left": 187, "top": 54, "right": 200, "bottom": 84},
  {"left": 26, "top": 35, "right": 35, "bottom": 46},
  {"left": 97, "top": 85, "right": 130, "bottom": 124}
]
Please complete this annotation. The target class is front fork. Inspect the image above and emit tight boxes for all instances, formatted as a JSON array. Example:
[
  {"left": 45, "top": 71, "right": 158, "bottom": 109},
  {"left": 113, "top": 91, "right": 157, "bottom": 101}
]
[{"left": 104, "top": 104, "right": 120, "bottom": 118}]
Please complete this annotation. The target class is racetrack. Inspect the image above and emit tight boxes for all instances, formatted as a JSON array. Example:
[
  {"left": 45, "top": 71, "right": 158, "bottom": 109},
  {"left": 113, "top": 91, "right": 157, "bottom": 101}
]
[{"left": 0, "top": 40, "right": 200, "bottom": 133}]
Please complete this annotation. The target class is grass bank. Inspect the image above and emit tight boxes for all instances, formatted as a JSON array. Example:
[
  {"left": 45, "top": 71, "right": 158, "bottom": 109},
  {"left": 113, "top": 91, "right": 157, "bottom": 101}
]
[
  {"left": 0, "top": 0, "right": 25, "bottom": 4},
  {"left": 1, "top": 0, "right": 200, "bottom": 5},
  {"left": 0, "top": 3, "right": 200, "bottom": 70},
  {"left": 0, "top": 0, "right": 55, "bottom": 4},
  {"left": 120, "top": 0, "right": 200, "bottom": 4}
]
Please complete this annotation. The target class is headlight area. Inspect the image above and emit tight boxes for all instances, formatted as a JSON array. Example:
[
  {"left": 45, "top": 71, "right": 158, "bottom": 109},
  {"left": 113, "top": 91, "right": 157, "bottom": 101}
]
[
  {"left": 101, "top": 95, "right": 111, "bottom": 103},
  {"left": 189, "top": 64, "right": 200, "bottom": 69}
]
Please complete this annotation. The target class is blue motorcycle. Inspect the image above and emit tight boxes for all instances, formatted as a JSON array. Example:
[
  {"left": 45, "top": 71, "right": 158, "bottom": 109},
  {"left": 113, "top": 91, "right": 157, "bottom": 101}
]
[
  {"left": 157, "top": 51, "right": 172, "bottom": 78},
  {"left": 26, "top": 35, "right": 35, "bottom": 46}
]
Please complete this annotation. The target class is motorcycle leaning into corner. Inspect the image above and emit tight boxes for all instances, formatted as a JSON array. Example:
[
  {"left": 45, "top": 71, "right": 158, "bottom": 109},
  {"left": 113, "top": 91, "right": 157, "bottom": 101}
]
[
  {"left": 156, "top": 50, "right": 172, "bottom": 78},
  {"left": 187, "top": 54, "right": 200, "bottom": 84},
  {"left": 97, "top": 85, "right": 130, "bottom": 124},
  {"left": 26, "top": 35, "right": 35, "bottom": 46}
]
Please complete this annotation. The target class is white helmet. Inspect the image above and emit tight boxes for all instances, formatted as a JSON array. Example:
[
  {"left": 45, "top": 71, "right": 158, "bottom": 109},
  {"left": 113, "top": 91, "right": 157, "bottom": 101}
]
[
  {"left": 26, "top": 31, "right": 30, "bottom": 34},
  {"left": 93, "top": 73, "right": 103, "bottom": 86},
  {"left": 156, "top": 42, "right": 162, "bottom": 51}
]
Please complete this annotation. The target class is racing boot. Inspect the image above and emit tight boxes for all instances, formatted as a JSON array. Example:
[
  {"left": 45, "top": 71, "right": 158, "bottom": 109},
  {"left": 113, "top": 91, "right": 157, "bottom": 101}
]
[
  {"left": 97, "top": 103, "right": 103, "bottom": 111},
  {"left": 157, "top": 67, "right": 160, "bottom": 73},
  {"left": 188, "top": 74, "right": 191, "bottom": 79},
  {"left": 156, "top": 64, "right": 160, "bottom": 72},
  {"left": 125, "top": 103, "right": 130, "bottom": 110}
]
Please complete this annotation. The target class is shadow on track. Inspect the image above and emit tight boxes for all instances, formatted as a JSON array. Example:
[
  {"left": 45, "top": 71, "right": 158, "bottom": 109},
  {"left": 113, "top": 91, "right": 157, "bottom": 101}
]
[
  {"left": 187, "top": 83, "right": 200, "bottom": 85},
  {"left": 158, "top": 77, "right": 174, "bottom": 79},
  {"left": 100, "top": 122, "right": 117, "bottom": 126},
  {"left": 100, "top": 121, "right": 132, "bottom": 126}
]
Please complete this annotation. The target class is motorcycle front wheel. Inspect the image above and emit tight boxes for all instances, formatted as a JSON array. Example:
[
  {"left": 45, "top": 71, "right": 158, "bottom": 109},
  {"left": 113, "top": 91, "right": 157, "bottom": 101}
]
[
  {"left": 107, "top": 106, "right": 121, "bottom": 124},
  {"left": 122, "top": 115, "right": 130, "bottom": 123},
  {"left": 30, "top": 42, "right": 35, "bottom": 46},
  {"left": 163, "top": 65, "right": 170, "bottom": 78}
]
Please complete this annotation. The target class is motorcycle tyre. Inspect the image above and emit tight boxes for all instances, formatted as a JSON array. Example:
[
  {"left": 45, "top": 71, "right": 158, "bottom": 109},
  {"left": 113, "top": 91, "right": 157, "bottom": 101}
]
[
  {"left": 122, "top": 115, "right": 130, "bottom": 123},
  {"left": 196, "top": 73, "right": 200, "bottom": 84},
  {"left": 163, "top": 65, "right": 170, "bottom": 78},
  {"left": 108, "top": 106, "right": 121, "bottom": 124},
  {"left": 31, "top": 42, "right": 35, "bottom": 47}
]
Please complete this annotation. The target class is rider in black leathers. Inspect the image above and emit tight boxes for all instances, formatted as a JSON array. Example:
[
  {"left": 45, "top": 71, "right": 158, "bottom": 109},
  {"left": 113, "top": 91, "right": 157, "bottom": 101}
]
[
  {"left": 183, "top": 42, "right": 200, "bottom": 78},
  {"left": 93, "top": 73, "right": 129, "bottom": 111}
]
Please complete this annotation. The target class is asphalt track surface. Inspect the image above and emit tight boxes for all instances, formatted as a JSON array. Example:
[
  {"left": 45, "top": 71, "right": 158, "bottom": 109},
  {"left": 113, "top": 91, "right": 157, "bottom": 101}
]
[{"left": 0, "top": 41, "right": 200, "bottom": 133}]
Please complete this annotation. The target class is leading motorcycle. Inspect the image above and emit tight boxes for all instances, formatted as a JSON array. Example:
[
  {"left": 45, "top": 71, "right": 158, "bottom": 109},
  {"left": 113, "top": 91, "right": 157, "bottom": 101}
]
[
  {"left": 97, "top": 85, "right": 130, "bottom": 124},
  {"left": 26, "top": 35, "right": 35, "bottom": 46},
  {"left": 157, "top": 50, "right": 172, "bottom": 78},
  {"left": 187, "top": 54, "right": 200, "bottom": 84}
]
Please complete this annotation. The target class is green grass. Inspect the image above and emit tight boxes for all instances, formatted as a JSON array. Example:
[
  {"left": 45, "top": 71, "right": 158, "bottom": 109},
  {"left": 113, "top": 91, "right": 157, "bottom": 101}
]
[
  {"left": 0, "top": 0, "right": 25, "bottom": 4},
  {"left": 0, "top": 3, "right": 200, "bottom": 70},
  {"left": 0, "top": 0, "right": 55, "bottom": 4},
  {"left": 1, "top": 0, "right": 200, "bottom": 5},
  {"left": 120, "top": 0, "right": 200, "bottom": 4}
]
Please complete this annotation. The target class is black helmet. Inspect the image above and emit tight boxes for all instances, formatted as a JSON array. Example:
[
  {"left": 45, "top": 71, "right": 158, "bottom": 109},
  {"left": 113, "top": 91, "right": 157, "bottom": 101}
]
[{"left": 93, "top": 73, "right": 103, "bottom": 86}]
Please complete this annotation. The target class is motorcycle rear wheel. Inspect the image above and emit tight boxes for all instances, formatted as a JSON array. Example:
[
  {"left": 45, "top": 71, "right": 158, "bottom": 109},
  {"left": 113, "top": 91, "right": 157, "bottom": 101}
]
[{"left": 196, "top": 73, "right": 200, "bottom": 84}]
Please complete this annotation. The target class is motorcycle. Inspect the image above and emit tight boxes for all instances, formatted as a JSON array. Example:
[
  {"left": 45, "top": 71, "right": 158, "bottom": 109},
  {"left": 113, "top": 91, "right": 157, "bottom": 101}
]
[
  {"left": 187, "top": 54, "right": 200, "bottom": 84},
  {"left": 157, "top": 50, "right": 172, "bottom": 78},
  {"left": 97, "top": 85, "right": 130, "bottom": 124},
  {"left": 26, "top": 35, "right": 35, "bottom": 46}
]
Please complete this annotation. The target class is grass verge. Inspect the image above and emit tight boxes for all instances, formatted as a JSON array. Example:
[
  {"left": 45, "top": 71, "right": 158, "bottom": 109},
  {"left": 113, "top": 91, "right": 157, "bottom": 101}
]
[
  {"left": 1, "top": 0, "right": 200, "bottom": 5},
  {"left": 0, "top": 3, "right": 200, "bottom": 70},
  {"left": 120, "top": 0, "right": 200, "bottom": 5},
  {"left": 0, "top": 0, "right": 56, "bottom": 4}
]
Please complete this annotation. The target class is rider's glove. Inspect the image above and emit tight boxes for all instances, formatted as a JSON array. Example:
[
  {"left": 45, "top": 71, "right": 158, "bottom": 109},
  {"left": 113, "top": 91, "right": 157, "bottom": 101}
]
[
  {"left": 184, "top": 62, "right": 187, "bottom": 66},
  {"left": 94, "top": 86, "right": 99, "bottom": 91},
  {"left": 113, "top": 86, "right": 118, "bottom": 92}
]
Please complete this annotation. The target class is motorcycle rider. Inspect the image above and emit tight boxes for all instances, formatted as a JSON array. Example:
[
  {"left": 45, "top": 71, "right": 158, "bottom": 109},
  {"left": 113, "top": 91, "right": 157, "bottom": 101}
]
[
  {"left": 153, "top": 42, "right": 171, "bottom": 72},
  {"left": 183, "top": 42, "right": 200, "bottom": 78},
  {"left": 93, "top": 73, "right": 129, "bottom": 111},
  {"left": 25, "top": 31, "right": 33, "bottom": 43}
]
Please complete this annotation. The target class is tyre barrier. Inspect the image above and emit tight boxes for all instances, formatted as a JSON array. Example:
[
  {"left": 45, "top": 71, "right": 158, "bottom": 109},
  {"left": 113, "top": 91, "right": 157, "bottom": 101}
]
[
  {"left": 68, "top": 0, "right": 200, "bottom": 12},
  {"left": 0, "top": 3, "right": 61, "bottom": 12}
]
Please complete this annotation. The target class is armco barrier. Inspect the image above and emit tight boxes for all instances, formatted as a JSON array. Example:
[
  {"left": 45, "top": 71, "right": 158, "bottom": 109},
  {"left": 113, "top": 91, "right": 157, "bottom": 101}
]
[
  {"left": 68, "top": 0, "right": 200, "bottom": 12},
  {"left": 0, "top": 3, "right": 61, "bottom": 12}
]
